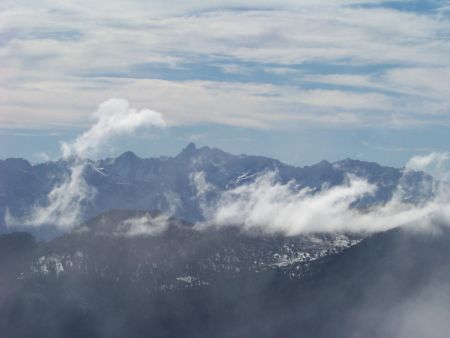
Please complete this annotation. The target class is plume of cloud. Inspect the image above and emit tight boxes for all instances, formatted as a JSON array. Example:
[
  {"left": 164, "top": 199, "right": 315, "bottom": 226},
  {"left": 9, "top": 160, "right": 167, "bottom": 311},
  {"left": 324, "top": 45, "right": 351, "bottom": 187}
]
[
  {"left": 61, "top": 98, "right": 165, "bottom": 159},
  {"left": 6, "top": 98, "right": 166, "bottom": 229},
  {"left": 405, "top": 152, "right": 450, "bottom": 183},
  {"left": 405, "top": 152, "right": 449, "bottom": 172},
  {"left": 190, "top": 171, "right": 215, "bottom": 213}
]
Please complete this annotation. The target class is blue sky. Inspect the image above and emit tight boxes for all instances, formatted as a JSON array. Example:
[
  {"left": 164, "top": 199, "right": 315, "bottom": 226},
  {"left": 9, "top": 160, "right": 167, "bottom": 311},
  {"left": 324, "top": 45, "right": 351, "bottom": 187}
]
[{"left": 1, "top": 0, "right": 450, "bottom": 166}]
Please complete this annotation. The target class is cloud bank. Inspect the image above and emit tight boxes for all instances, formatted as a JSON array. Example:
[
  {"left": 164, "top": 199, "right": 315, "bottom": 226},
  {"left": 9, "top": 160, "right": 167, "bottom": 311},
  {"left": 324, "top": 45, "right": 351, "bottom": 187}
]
[
  {"left": 1, "top": 1, "right": 450, "bottom": 129},
  {"left": 195, "top": 157, "right": 450, "bottom": 235}
]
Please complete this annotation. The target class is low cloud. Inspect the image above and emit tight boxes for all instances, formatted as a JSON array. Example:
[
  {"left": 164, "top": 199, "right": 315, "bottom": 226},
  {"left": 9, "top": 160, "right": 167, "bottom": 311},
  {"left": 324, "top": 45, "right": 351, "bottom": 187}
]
[
  {"left": 6, "top": 98, "right": 166, "bottom": 229},
  {"left": 6, "top": 163, "right": 96, "bottom": 229},
  {"left": 190, "top": 171, "right": 215, "bottom": 211},
  {"left": 116, "top": 213, "right": 171, "bottom": 237},
  {"left": 195, "top": 162, "right": 450, "bottom": 236},
  {"left": 405, "top": 152, "right": 449, "bottom": 172}
]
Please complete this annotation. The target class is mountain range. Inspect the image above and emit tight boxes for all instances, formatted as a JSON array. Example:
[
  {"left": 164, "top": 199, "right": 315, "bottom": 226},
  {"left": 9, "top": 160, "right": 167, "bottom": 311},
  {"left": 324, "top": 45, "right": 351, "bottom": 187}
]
[{"left": 0, "top": 143, "right": 434, "bottom": 237}]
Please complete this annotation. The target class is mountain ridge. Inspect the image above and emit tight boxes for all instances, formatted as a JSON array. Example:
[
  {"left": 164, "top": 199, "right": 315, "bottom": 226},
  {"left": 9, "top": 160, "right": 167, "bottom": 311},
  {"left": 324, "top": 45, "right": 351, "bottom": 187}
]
[
  {"left": 0, "top": 142, "right": 404, "bottom": 170},
  {"left": 0, "top": 143, "right": 434, "bottom": 237}
]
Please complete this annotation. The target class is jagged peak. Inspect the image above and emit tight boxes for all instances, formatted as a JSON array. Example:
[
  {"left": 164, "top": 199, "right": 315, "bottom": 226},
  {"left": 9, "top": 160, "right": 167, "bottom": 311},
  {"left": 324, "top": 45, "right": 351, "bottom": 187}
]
[
  {"left": 178, "top": 142, "right": 198, "bottom": 157},
  {"left": 309, "top": 159, "right": 332, "bottom": 169}
]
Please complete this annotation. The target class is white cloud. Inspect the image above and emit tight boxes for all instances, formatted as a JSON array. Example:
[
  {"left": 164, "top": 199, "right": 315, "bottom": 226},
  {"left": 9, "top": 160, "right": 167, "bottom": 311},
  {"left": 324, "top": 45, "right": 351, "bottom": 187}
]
[
  {"left": 191, "top": 171, "right": 214, "bottom": 197},
  {"left": 61, "top": 98, "right": 165, "bottom": 159},
  {"left": 116, "top": 213, "right": 170, "bottom": 236},
  {"left": 405, "top": 152, "right": 450, "bottom": 182},
  {"left": 406, "top": 152, "right": 450, "bottom": 171},
  {"left": 6, "top": 163, "right": 96, "bottom": 229},
  {"left": 198, "top": 172, "right": 376, "bottom": 234},
  {"left": 6, "top": 98, "right": 166, "bottom": 229},
  {"left": 194, "top": 154, "right": 450, "bottom": 235},
  {"left": 4, "top": 76, "right": 439, "bottom": 130}
]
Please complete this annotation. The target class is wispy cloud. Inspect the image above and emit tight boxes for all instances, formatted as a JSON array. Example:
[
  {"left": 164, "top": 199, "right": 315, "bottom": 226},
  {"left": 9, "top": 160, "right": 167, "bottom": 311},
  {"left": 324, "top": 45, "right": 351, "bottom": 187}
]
[
  {"left": 405, "top": 152, "right": 450, "bottom": 181},
  {"left": 405, "top": 152, "right": 450, "bottom": 171},
  {"left": 116, "top": 213, "right": 171, "bottom": 237}
]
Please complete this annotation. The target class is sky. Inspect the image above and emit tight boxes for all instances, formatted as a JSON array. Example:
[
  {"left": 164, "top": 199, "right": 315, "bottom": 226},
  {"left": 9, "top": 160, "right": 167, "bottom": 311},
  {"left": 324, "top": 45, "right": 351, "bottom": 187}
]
[{"left": 1, "top": 0, "right": 450, "bottom": 167}]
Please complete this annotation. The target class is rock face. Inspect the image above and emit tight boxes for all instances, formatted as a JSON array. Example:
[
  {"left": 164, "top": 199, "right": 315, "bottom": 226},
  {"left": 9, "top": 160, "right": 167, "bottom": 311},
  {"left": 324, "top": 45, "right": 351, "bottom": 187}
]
[
  {"left": 0, "top": 143, "right": 433, "bottom": 236},
  {"left": 0, "top": 210, "right": 449, "bottom": 338}
]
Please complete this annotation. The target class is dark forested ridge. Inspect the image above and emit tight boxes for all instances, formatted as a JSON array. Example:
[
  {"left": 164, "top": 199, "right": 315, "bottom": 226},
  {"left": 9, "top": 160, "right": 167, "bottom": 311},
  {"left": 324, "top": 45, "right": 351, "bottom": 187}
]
[{"left": 0, "top": 210, "right": 449, "bottom": 338}]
